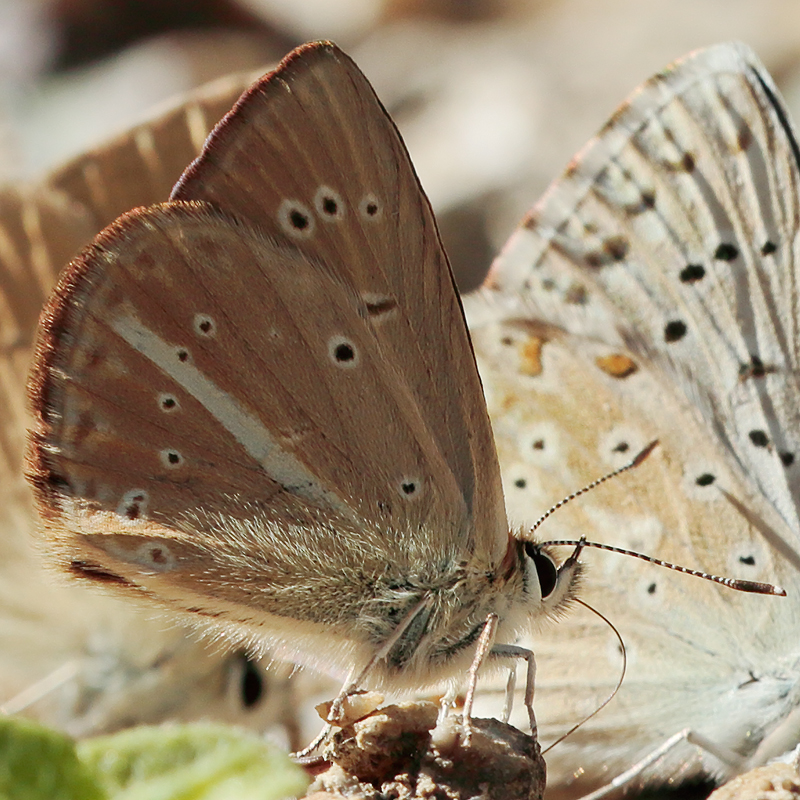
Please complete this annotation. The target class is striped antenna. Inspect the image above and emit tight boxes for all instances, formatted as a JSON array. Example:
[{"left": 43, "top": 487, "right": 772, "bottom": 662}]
[{"left": 526, "top": 440, "right": 786, "bottom": 597}]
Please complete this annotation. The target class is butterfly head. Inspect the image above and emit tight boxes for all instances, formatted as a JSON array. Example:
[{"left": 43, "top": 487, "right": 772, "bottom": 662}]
[{"left": 515, "top": 536, "right": 584, "bottom": 623}]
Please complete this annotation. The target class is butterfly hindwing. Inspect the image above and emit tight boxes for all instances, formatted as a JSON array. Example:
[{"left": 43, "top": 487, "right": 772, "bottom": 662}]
[
  {"left": 470, "top": 317, "right": 788, "bottom": 792},
  {"left": 0, "top": 183, "right": 309, "bottom": 741}
]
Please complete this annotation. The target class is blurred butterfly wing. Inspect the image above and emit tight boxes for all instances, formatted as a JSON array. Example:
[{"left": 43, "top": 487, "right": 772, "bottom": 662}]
[
  {"left": 4, "top": 70, "right": 247, "bottom": 472},
  {"left": 0, "top": 187, "right": 77, "bottom": 712},
  {"left": 172, "top": 41, "right": 507, "bottom": 564},
  {"left": 0, "top": 184, "right": 98, "bottom": 570},
  {"left": 49, "top": 68, "right": 263, "bottom": 232},
  {"left": 475, "top": 41, "right": 800, "bottom": 554},
  {"left": 0, "top": 184, "right": 97, "bottom": 620}
]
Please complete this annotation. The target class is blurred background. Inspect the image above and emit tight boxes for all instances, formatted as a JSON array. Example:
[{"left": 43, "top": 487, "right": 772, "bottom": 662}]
[{"left": 4, "top": 0, "right": 800, "bottom": 289}]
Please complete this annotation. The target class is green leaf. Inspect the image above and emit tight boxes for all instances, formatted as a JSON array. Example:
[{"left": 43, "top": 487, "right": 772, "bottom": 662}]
[
  {"left": 0, "top": 716, "right": 106, "bottom": 800},
  {"left": 77, "top": 723, "right": 309, "bottom": 800}
]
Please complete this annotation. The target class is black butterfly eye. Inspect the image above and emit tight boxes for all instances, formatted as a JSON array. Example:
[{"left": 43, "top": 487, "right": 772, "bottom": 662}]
[
  {"left": 525, "top": 542, "right": 557, "bottom": 599},
  {"left": 239, "top": 655, "right": 265, "bottom": 708}
]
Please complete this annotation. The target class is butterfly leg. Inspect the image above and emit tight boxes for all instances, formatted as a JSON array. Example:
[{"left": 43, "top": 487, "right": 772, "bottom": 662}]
[
  {"left": 462, "top": 612, "right": 499, "bottom": 745},
  {"left": 436, "top": 684, "right": 458, "bottom": 726},
  {"left": 293, "top": 595, "right": 433, "bottom": 759},
  {"left": 501, "top": 662, "right": 518, "bottom": 723},
  {"left": 294, "top": 649, "right": 397, "bottom": 759},
  {"left": 291, "top": 665, "right": 357, "bottom": 760},
  {"left": 490, "top": 643, "right": 537, "bottom": 737}
]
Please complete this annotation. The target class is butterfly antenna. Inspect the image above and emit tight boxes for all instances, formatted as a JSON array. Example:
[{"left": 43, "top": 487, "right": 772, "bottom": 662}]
[
  {"left": 542, "top": 598, "right": 625, "bottom": 754},
  {"left": 528, "top": 440, "right": 659, "bottom": 538},
  {"left": 536, "top": 537, "right": 785, "bottom": 596},
  {"left": 528, "top": 439, "right": 785, "bottom": 597}
]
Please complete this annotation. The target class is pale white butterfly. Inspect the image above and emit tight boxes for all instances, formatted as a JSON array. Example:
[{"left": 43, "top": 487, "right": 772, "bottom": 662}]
[
  {"left": 0, "top": 71, "right": 323, "bottom": 743},
  {"left": 467, "top": 40, "right": 800, "bottom": 795},
  {"left": 24, "top": 40, "right": 584, "bottom": 735}
]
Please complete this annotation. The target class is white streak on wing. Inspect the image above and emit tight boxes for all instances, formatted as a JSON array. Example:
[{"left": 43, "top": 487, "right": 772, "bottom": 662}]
[{"left": 110, "top": 311, "right": 348, "bottom": 512}]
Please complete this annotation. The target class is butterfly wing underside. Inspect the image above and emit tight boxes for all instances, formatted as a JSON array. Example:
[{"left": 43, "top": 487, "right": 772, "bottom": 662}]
[
  {"left": 0, "top": 180, "right": 319, "bottom": 739},
  {"left": 467, "top": 40, "right": 800, "bottom": 793},
  {"left": 27, "top": 42, "right": 507, "bottom": 671}
]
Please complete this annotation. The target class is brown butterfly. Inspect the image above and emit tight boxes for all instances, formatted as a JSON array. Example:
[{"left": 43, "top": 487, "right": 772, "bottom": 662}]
[{"left": 25, "top": 42, "right": 581, "bottom": 724}]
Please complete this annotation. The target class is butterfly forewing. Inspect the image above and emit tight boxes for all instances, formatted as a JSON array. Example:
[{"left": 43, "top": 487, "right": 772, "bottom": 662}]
[{"left": 172, "top": 42, "right": 507, "bottom": 563}]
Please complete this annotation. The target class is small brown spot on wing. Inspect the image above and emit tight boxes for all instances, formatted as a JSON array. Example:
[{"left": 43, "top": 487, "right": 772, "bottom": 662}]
[
  {"left": 585, "top": 236, "right": 629, "bottom": 268},
  {"left": 625, "top": 189, "right": 656, "bottom": 214},
  {"left": 737, "top": 126, "right": 752, "bottom": 151},
  {"left": 138, "top": 252, "right": 156, "bottom": 270},
  {"left": 739, "top": 355, "right": 777, "bottom": 381},
  {"left": 520, "top": 336, "right": 544, "bottom": 377},
  {"left": 596, "top": 353, "right": 638, "bottom": 378},
  {"left": 521, "top": 209, "right": 539, "bottom": 230},
  {"left": 71, "top": 411, "right": 96, "bottom": 447},
  {"left": 565, "top": 283, "right": 588, "bottom": 305},
  {"left": 500, "top": 391, "right": 521, "bottom": 412},
  {"left": 664, "top": 151, "right": 696, "bottom": 172},
  {"left": 363, "top": 296, "right": 398, "bottom": 319}
]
